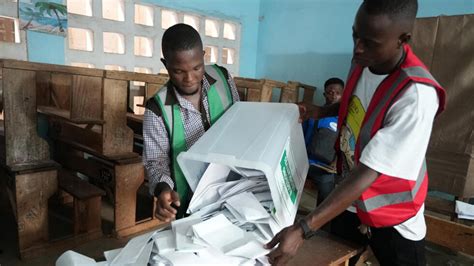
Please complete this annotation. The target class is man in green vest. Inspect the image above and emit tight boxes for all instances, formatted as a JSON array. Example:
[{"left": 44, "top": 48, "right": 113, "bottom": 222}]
[{"left": 143, "top": 23, "right": 240, "bottom": 222}]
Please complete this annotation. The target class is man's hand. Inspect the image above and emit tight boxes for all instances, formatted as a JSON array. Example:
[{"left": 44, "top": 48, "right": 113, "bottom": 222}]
[
  {"left": 155, "top": 189, "right": 181, "bottom": 222},
  {"left": 298, "top": 102, "right": 340, "bottom": 122},
  {"left": 297, "top": 102, "right": 320, "bottom": 123},
  {"left": 265, "top": 224, "right": 305, "bottom": 266}
]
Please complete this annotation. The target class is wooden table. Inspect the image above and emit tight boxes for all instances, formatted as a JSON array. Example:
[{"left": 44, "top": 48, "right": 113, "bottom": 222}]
[{"left": 290, "top": 231, "right": 363, "bottom": 266}]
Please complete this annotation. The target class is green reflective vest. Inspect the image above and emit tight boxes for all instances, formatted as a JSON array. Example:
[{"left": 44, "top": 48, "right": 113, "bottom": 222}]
[{"left": 153, "top": 64, "right": 234, "bottom": 216}]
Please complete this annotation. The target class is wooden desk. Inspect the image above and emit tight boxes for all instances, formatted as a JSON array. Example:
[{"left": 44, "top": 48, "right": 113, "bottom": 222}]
[{"left": 290, "top": 231, "right": 363, "bottom": 266}]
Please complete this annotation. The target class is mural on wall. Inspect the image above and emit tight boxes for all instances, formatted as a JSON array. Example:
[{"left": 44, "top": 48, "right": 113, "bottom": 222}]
[{"left": 19, "top": 0, "right": 67, "bottom": 36}]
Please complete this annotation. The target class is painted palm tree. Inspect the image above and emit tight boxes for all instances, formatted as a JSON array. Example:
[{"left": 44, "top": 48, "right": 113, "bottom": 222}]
[
  {"left": 20, "top": 7, "right": 43, "bottom": 30},
  {"left": 35, "top": 1, "right": 67, "bottom": 32}
]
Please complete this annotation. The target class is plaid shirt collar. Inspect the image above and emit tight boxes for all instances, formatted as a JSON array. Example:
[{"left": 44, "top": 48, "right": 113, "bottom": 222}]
[{"left": 167, "top": 72, "right": 217, "bottom": 112}]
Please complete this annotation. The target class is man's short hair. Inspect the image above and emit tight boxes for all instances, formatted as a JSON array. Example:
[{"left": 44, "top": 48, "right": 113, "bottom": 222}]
[
  {"left": 361, "top": 0, "right": 418, "bottom": 23},
  {"left": 324, "top": 77, "right": 344, "bottom": 90},
  {"left": 162, "top": 23, "right": 203, "bottom": 59}
]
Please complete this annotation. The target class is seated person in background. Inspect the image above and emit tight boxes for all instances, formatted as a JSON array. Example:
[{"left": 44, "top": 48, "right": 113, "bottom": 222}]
[
  {"left": 143, "top": 24, "right": 239, "bottom": 222},
  {"left": 302, "top": 78, "right": 343, "bottom": 206}
]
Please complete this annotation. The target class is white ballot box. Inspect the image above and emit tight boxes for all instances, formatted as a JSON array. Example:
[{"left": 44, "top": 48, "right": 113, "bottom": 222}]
[
  {"left": 56, "top": 102, "right": 311, "bottom": 266},
  {"left": 178, "top": 102, "right": 309, "bottom": 230}
]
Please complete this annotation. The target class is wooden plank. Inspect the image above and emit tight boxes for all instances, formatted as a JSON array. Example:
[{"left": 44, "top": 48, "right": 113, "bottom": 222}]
[
  {"left": 55, "top": 136, "right": 138, "bottom": 162},
  {"left": 145, "top": 83, "right": 163, "bottom": 100},
  {"left": 53, "top": 121, "right": 103, "bottom": 153},
  {"left": 426, "top": 150, "right": 472, "bottom": 198},
  {"left": 14, "top": 170, "right": 58, "bottom": 251},
  {"left": 58, "top": 170, "right": 105, "bottom": 200},
  {"left": 289, "top": 231, "right": 362, "bottom": 266},
  {"left": 280, "top": 86, "right": 298, "bottom": 103},
  {"left": 105, "top": 70, "right": 169, "bottom": 84},
  {"left": 425, "top": 214, "right": 474, "bottom": 255},
  {"left": 7, "top": 160, "right": 59, "bottom": 173},
  {"left": 115, "top": 219, "right": 164, "bottom": 238},
  {"left": 234, "top": 77, "right": 265, "bottom": 90},
  {"left": 38, "top": 105, "right": 105, "bottom": 124},
  {"left": 263, "top": 79, "right": 287, "bottom": 88},
  {"left": 247, "top": 88, "right": 262, "bottom": 102},
  {"left": 114, "top": 162, "right": 144, "bottom": 232},
  {"left": 102, "top": 78, "right": 134, "bottom": 156},
  {"left": 237, "top": 87, "right": 247, "bottom": 101},
  {"left": 1, "top": 59, "right": 104, "bottom": 77},
  {"left": 51, "top": 73, "right": 72, "bottom": 110},
  {"left": 425, "top": 195, "right": 455, "bottom": 217},
  {"left": 3, "top": 68, "right": 50, "bottom": 166},
  {"left": 55, "top": 144, "right": 113, "bottom": 180},
  {"left": 74, "top": 197, "right": 102, "bottom": 235},
  {"left": 260, "top": 83, "right": 274, "bottom": 102},
  {"left": 70, "top": 75, "right": 103, "bottom": 122},
  {"left": 36, "top": 71, "right": 51, "bottom": 106}
]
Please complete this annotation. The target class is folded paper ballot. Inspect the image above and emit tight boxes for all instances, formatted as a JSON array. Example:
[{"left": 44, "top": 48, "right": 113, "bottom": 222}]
[
  {"left": 56, "top": 250, "right": 97, "bottom": 266},
  {"left": 56, "top": 167, "right": 281, "bottom": 266},
  {"left": 456, "top": 200, "right": 474, "bottom": 220},
  {"left": 226, "top": 192, "right": 270, "bottom": 221},
  {"left": 172, "top": 215, "right": 206, "bottom": 252}
]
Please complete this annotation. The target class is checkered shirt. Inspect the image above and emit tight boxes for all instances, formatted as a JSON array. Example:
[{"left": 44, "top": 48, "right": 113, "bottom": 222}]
[{"left": 143, "top": 68, "right": 240, "bottom": 195}]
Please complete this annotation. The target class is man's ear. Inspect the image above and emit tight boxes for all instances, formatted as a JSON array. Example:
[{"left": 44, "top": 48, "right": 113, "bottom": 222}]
[{"left": 399, "top": 33, "right": 412, "bottom": 46}]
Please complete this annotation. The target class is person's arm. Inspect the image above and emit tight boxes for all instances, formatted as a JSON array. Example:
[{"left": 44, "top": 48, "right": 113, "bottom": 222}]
[
  {"left": 267, "top": 84, "right": 440, "bottom": 265},
  {"left": 266, "top": 163, "right": 379, "bottom": 266},
  {"left": 298, "top": 102, "right": 339, "bottom": 122},
  {"left": 143, "top": 109, "right": 181, "bottom": 222}
]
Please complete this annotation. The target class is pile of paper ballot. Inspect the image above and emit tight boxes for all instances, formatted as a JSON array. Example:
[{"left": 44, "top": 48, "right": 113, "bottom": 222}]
[{"left": 57, "top": 164, "right": 281, "bottom": 266}]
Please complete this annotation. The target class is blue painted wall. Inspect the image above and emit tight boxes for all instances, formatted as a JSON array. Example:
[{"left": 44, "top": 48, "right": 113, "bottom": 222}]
[
  {"left": 27, "top": 31, "right": 65, "bottom": 64},
  {"left": 142, "top": 0, "right": 261, "bottom": 78},
  {"left": 23, "top": 0, "right": 474, "bottom": 82},
  {"left": 256, "top": 0, "right": 474, "bottom": 104}
]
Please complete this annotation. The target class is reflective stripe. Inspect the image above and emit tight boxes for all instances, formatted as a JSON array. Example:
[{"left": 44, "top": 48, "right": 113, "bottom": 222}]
[
  {"left": 356, "top": 161, "right": 427, "bottom": 212},
  {"left": 155, "top": 89, "right": 173, "bottom": 133},
  {"left": 152, "top": 66, "right": 233, "bottom": 215},
  {"left": 358, "top": 66, "right": 436, "bottom": 152},
  {"left": 355, "top": 66, "right": 434, "bottom": 213},
  {"left": 205, "top": 64, "right": 232, "bottom": 109}
]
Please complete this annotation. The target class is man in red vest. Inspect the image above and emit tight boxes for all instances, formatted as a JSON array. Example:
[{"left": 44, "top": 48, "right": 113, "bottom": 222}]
[{"left": 266, "top": 0, "right": 446, "bottom": 265}]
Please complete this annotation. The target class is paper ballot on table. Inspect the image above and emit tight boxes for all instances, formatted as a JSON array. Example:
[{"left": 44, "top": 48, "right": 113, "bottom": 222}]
[
  {"left": 226, "top": 191, "right": 270, "bottom": 221},
  {"left": 187, "top": 163, "right": 231, "bottom": 213},
  {"left": 56, "top": 250, "right": 97, "bottom": 266},
  {"left": 456, "top": 200, "right": 474, "bottom": 220},
  {"left": 104, "top": 248, "right": 122, "bottom": 262},
  {"left": 225, "top": 240, "right": 268, "bottom": 260},
  {"left": 110, "top": 230, "right": 156, "bottom": 265},
  {"left": 192, "top": 214, "right": 254, "bottom": 254},
  {"left": 172, "top": 215, "right": 206, "bottom": 252},
  {"left": 153, "top": 230, "right": 175, "bottom": 253}
]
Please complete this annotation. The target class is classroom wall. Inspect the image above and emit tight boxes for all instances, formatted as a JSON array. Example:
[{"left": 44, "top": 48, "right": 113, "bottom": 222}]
[
  {"left": 12, "top": 0, "right": 260, "bottom": 78},
  {"left": 141, "top": 0, "right": 261, "bottom": 77},
  {"left": 255, "top": 0, "right": 474, "bottom": 104}
]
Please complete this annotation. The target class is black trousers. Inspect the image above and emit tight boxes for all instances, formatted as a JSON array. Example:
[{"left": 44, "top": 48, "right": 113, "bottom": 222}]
[
  {"left": 331, "top": 211, "right": 426, "bottom": 266},
  {"left": 369, "top": 226, "right": 426, "bottom": 266}
]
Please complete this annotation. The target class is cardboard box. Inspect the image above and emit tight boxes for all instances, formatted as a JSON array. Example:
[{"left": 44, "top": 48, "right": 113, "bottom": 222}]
[
  {"left": 178, "top": 102, "right": 309, "bottom": 229},
  {"left": 412, "top": 14, "right": 474, "bottom": 198}
]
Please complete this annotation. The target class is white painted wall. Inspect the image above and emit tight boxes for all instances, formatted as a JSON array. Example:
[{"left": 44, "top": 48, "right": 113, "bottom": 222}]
[{"left": 66, "top": 0, "right": 241, "bottom": 75}]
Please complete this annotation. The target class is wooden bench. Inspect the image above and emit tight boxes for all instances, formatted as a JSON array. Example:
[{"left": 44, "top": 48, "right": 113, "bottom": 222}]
[{"left": 58, "top": 170, "right": 105, "bottom": 235}]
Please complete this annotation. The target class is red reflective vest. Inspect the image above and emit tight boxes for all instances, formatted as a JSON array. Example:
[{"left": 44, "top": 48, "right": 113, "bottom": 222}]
[{"left": 336, "top": 44, "right": 446, "bottom": 227}]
